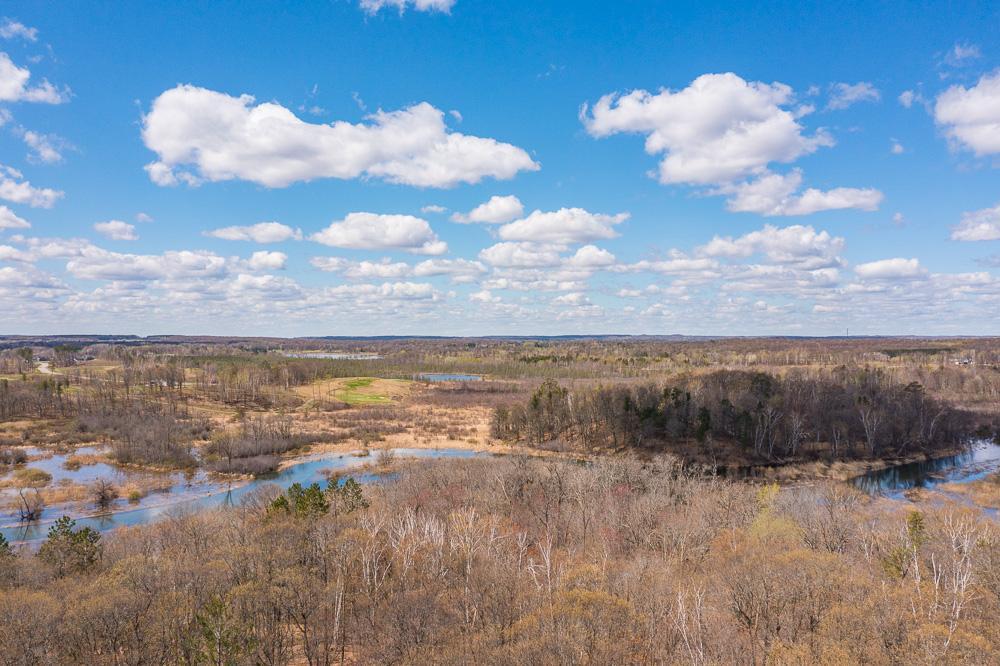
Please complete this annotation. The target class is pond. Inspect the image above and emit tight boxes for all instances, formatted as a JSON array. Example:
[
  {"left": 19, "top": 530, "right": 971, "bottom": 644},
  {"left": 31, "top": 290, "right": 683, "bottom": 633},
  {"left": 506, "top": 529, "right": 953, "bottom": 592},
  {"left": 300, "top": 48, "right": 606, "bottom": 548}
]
[
  {"left": 418, "top": 373, "right": 482, "bottom": 382},
  {"left": 1, "top": 447, "right": 486, "bottom": 545},
  {"left": 851, "top": 439, "right": 1000, "bottom": 497}
]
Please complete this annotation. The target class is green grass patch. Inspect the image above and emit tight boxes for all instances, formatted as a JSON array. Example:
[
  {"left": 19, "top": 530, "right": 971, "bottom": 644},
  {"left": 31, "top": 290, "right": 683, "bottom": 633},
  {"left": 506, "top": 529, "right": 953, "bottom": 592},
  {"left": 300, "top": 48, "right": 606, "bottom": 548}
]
[{"left": 335, "top": 377, "right": 392, "bottom": 405}]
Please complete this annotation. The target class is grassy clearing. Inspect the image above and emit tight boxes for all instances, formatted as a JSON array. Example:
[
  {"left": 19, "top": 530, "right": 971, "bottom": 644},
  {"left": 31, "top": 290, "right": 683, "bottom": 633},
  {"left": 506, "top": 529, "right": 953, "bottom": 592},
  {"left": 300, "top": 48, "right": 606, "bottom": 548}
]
[{"left": 294, "top": 377, "right": 411, "bottom": 406}]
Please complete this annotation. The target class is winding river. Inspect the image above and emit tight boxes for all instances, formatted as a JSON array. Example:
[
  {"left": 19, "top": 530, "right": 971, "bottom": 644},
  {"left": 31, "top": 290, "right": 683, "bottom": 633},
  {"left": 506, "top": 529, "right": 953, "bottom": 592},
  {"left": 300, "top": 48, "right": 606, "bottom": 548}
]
[
  {"left": 6, "top": 439, "right": 998, "bottom": 546},
  {"left": 1, "top": 447, "right": 485, "bottom": 545},
  {"left": 851, "top": 439, "right": 1000, "bottom": 498}
]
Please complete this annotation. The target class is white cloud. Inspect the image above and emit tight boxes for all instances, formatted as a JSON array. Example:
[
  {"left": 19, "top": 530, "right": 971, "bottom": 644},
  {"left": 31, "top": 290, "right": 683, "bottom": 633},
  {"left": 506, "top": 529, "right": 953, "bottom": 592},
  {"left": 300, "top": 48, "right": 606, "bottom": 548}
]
[
  {"left": 311, "top": 212, "right": 447, "bottom": 255},
  {"left": 205, "top": 221, "right": 302, "bottom": 243},
  {"left": 0, "top": 52, "right": 68, "bottom": 104},
  {"left": 899, "top": 90, "right": 916, "bottom": 108},
  {"left": 721, "top": 170, "right": 882, "bottom": 216},
  {"left": 469, "top": 289, "right": 500, "bottom": 303},
  {"left": 553, "top": 292, "right": 590, "bottom": 306},
  {"left": 314, "top": 257, "right": 484, "bottom": 283},
  {"left": 93, "top": 220, "right": 139, "bottom": 241},
  {"left": 135, "top": 212, "right": 154, "bottom": 223},
  {"left": 0, "top": 164, "right": 63, "bottom": 208},
  {"left": 247, "top": 250, "right": 287, "bottom": 271},
  {"left": 478, "top": 242, "right": 562, "bottom": 267},
  {"left": 19, "top": 130, "right": 66, "bottom": 164},
  {"left": 698, "top": 224, "right": 845, "bottom": 269},
  {"left": 312, "top": 257, "right": 411, "bottom": 279},
  {"left": 0, "top": 205, "right": 29, "bottom": 229},
  {"left": 564, "top": 244, "right": 616, "bottom": 268},
  {"left": 421, "top": 204, "right": 446, "bottom": 214},
  {"left": 827, "top": 82, "right": 880, "bottom": 110},
  {"left": 451, "top": 194, "right": 523, "bottom": 223},
  {"left": 619, "top": 255, "right": 719, "bottom": 275},
  {"left": 67, "top": 249, "right": 229, "bottom": 282},
  {"left": 371, "top": 281, "right": 439, "bottom": 300},
  {"left": 412, "top": 258, "right": 486, "bottom": 282},
  {"left": 854, "top": 257, "right": 926, "bottom": 280},
  {"left": 890, "top": 139, "right": 904, "bottom": 155},
  {"left": 142, "top": 85, "right": 538, "bottom": 188},
  {"left": 934, "top": 72, "right": 1000, "bottom": 155},
  {"left": 0, "top": 20, "right": 38, "bottom": 41},
  {"left": 950, "top": 203, "right": 1000, "bottom": 241},
  {"left": 582, "top": 72, "right": 832, "bottom": 185},
  {"left": 942, "top": 42, "right": 981, "bottom": 68},
  {"left": 359, "top": 0, "right": 455, "bottom": 14},
  {"left": 497, "top": 207, "right": 628, "bottom": 244}
]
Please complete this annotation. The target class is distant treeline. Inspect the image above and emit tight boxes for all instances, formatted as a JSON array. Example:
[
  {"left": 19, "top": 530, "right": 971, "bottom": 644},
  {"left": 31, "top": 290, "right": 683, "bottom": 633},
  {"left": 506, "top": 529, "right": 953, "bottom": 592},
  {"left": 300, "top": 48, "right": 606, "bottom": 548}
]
[{"left": 492, "top": 369, "right": 978, "bottom": 460}]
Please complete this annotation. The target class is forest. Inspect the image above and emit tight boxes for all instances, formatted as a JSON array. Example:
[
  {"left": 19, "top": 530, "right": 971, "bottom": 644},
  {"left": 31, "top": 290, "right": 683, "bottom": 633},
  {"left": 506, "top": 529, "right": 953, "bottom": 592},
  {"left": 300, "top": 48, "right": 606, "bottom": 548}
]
[
  {"left": 492, "top": 369, "right": 980, "bottom": 462},
  {"left": 0, "top": 457, "right": 998, "bottom": 664},
  {"left": 0, "top": 335, "right": 998, "bottom": 664}
]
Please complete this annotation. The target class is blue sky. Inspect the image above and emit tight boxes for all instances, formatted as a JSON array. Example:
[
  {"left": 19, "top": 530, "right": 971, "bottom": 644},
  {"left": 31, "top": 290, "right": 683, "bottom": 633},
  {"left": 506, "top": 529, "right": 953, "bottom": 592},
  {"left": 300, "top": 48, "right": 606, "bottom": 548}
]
[{"left": 0, "top": 0, "right": 998, "bottom": 336}]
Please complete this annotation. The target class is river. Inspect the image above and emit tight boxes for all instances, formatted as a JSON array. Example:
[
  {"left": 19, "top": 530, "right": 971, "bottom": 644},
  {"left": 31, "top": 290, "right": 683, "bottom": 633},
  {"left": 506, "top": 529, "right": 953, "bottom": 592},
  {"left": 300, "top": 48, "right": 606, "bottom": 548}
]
[{"left": 1, "top": 447, "right": 485, "bottom": 545}]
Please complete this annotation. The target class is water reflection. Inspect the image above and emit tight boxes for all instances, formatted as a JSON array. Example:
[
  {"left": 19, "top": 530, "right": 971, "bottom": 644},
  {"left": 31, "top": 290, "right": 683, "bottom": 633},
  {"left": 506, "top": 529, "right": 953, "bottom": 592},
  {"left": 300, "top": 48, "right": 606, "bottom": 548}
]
[
  {"left": 418, "top": 373, "right": 482, "bottom": 382},
  {"left": 851, "top": 440, "right": 1000, "bottom": 497},
  {"left": 2, "top": 447, "right": 484, "bottom": 544}
]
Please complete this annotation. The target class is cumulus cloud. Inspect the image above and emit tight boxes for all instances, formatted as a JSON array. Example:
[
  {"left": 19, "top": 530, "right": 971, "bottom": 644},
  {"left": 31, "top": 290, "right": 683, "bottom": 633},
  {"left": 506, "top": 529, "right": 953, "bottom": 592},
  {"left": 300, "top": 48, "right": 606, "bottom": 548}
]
[
  {"left": 0, "top": 52, "right": 68, "bottom": 104},
  {"left": 934, "top": 72, "right": 1000, "bottom": 155},
  {"left": 247, "top": 250, "right": 287, "bottom": 271},
  {"left": 310, "top": 256, "right": 485, "bottom": 283},
  {"left": 359, "top": 0, "right": 455, "bottom": 14},
  {"left": 827, "top": 82, "right": 880, "bottom": 110},
  {"left": 469, "top": 289, "right": 500, "bottom": 303},
  {"left": 0, "top": 205, "right": 29, "bottom": 229},
  {"left": 0, "top": 19, "right": 38, "bottom": 41},
  {"left": 950, "top": 203, "right": 1000, "bottom": 241},
  {"left": 582, "top": 72, "right": 832, "bottom": 186},
  {"left": 854, "top": 257, "right": 926, "bottom": 280},
  {"left": 721, "top": 170, "right": 883, "bottom": 216},
  {"left": 698, "top": 224, "right": 845, "bottom": 269},
  {"left": 67, "top": 249, "right": 230, "bottom": 282},
  {"left": 205, "top": 221, "right": 303, "bottom": 243},
  {"left": 497, "top": 207, "right": 628, "bottom": 245},
  {"left": 93, "top": 220, "right": 138, "bottom": 241},
  {"left": 450, "top": 194, "right": 523, "bottom": 223},
  {"left": 142, "top": 85, "right": 538, "bottom": 188},
  {"left": 421, "top": 204, "right": 446, "bottom": 214},
  {"left": 311, "top": 257, "right": 411, "bottom": 279},
  {"left": 564, "top": 244, "right": 616, "bottom": 268},
  {"left": 0, "top": 164, "right": 63, "bottom": 208},
  {"left": 311, "top": 212, "right": 447, "bottom": 255},
  {"left": 478, "top": 242, "right": 562, "bottom": 267},
  {"left": 412, "top": 258, "right": 486, "bottom": 282},
  {"left": 581, "top": 73, "right": 878, "bottom": 217}
]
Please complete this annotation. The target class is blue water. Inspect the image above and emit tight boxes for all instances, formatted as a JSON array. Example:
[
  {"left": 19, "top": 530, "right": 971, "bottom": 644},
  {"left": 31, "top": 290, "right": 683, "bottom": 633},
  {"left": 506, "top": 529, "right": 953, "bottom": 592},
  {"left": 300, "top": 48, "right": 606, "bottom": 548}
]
[
  {"left": 851, "top": 440, "right": 1000, "bottom": 497},
  {"left": 1, "top": 447, "right": 483, "bottom": 544},
  {"left": 418, "top": 373, "right": 482, "bottom": 382}
]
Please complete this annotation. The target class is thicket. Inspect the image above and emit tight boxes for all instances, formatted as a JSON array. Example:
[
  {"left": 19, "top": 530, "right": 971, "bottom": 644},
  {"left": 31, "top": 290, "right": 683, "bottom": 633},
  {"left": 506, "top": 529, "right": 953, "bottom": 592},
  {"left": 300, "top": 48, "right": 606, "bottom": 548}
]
[
  {"left": 0, "top": 457, "right": 996, "bottom": 663},
  {"left": 492, "top": 369, "right": 978, "bottom": 461}
]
